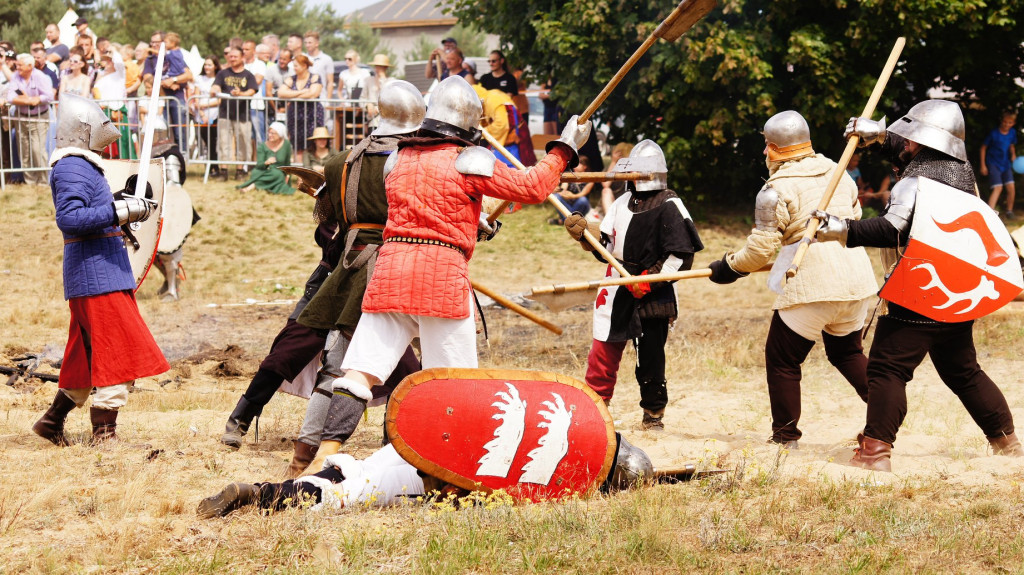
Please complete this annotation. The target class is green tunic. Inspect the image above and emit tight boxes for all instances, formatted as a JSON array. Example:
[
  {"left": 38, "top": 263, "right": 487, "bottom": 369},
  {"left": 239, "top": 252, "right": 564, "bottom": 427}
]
[
  {"left": 240, "top": 140, "right": 294, "bottom": 195},
  {"left": 297, "top": 148, "right": 391, "bottom": 331}
]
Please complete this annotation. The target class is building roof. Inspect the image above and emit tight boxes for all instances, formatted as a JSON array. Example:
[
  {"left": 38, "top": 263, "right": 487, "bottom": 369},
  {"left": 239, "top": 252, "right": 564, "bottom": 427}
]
[{"left": 346, "top": 0, "right": 457, "bottom": 29}]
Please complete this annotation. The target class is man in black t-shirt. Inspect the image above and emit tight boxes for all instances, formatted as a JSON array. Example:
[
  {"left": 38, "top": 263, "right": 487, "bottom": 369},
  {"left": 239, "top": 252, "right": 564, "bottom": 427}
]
[
  {"left": 213, "top": 47, "right": 257, "bottom": 179},
  {"left": 478, "top": 50, "right": 518, "bottom": 97}
]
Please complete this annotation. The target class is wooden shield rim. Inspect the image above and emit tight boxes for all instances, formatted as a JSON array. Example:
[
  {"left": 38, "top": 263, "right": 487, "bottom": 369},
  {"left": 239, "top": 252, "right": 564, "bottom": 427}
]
[{"left": 385, "top": 367, "right": 617, "bottom": 498}]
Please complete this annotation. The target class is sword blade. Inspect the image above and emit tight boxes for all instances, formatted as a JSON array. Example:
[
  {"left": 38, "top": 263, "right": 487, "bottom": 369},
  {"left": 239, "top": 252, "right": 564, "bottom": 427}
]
[{"left": 134, "top": 43, "right": 166, "bottom": 199}]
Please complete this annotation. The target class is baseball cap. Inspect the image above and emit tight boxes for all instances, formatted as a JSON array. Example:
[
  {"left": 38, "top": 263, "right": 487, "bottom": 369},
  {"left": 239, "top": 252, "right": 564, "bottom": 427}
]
[
  {"left": 441, "top": 37, "right": 457, "bottom": 45},
  {"left": 74, "top": 17, "right": 88, "bottom": 26}
]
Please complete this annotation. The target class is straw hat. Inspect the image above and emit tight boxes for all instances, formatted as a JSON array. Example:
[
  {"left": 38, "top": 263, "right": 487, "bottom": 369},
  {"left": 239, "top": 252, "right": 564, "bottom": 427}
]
[
  {"left": 307, "top": 126, "right": 331, "bottom": 141},
  {"left": 370, "top": 54, "right": 391, "bottom": 68}
]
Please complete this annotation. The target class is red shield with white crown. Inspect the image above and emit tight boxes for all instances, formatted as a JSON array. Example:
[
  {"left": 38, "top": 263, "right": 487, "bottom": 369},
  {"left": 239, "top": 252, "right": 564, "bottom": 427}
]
[
  {"left": 879, "top": 177, "right": 1023, "bottom": 321},
  {"left": 385, "top": 368, "right": 616, "bottom": 502}
]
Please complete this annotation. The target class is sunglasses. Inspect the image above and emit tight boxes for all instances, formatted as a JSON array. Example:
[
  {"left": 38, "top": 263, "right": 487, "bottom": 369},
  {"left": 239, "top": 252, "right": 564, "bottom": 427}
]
[
  {"left": 70, "top": 59, "right": 83, "bottom": 64},
  {"left": 345, "top": 57, "right": 353, "bottom": 61},
  {"left": 487, "top": 59, "right": 499, "bottom": 63}
]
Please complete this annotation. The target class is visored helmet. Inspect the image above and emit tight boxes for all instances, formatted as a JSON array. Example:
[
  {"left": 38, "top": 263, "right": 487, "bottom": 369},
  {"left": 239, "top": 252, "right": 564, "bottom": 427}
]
[
  {"left": 615, "top": 139, "right": 668, "bottom": 192},
  {"left": 887, "top": 99, "right": 967, "bottom": 161},
  {"left": 56, "top": 93, "right": 120, "bottom": 152}
]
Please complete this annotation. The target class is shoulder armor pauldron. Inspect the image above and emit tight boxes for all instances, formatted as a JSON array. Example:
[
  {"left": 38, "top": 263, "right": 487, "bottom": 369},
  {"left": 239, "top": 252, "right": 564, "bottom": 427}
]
[
  {"left": 382, "top": 151, "right": 399, "bottom": 178},
  {"left": 455, "top": 146, "right": 496, "bottom": 178},
  {"left": 754, "top": 184, "right": 781, "bottom": 232},
  {"left": 882, "top": 176, "right": 917, "bottom": 233}
]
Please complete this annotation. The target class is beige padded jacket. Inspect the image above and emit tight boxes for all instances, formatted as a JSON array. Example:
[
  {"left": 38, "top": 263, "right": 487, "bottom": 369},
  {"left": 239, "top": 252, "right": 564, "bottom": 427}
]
[{"left": 727, "top": 154, "right": 878, "bottom": 310}]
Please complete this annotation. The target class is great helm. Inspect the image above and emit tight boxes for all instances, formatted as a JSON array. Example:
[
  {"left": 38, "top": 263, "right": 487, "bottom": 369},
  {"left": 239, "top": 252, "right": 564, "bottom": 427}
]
[
  {"left": 763, "top": 110, "right": 814, "bottom": 162},
  {"left": 420, "top": 75, "right": 482, "bottom": 144},
  {"left": 56, "top": 93, "right": 120, "bottom": 152},
  {"left": 605, "top": 434, "right": 654, "bottom": 491},
  {"left": 372, "top": 80, "right": 426, "bottom": 137},
  {"left": 887, "top": 99, "right": 967, "bottom": 161},
  {"left": 614, "top": 139, "right": 668, "bottom": 192}
]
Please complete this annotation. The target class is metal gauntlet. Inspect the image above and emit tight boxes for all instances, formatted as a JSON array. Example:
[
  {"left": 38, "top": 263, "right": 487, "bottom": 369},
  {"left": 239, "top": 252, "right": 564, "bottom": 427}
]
[
  {"left": 844, "top": 116, "right": 886, "bottom": 147},
  {"left": 812, "top": 210, "right": 849, "bottom": 246},
  {"left": 113, "top": 197, "right": 155, "bottom": 226}
]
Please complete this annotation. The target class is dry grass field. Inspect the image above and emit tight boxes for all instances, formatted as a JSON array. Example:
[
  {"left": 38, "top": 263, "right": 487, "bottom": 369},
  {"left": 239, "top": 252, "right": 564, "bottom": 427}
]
[{"left": 2, "top": 171, "right": 1024, "bottom": 574}]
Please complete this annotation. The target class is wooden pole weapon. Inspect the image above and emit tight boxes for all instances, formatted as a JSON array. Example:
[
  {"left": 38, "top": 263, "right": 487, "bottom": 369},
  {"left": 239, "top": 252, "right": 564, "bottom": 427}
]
[{"left": 785, "top": 37, "right": 906, "bottom": 281}]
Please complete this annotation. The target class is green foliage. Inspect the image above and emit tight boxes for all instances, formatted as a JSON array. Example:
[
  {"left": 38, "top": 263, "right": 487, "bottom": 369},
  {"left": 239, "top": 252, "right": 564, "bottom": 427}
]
[
  {"left": 340, "top": 15, "right": 396, "bottom": 70},
  {"left": 448, "top": 0, "right": 1024, "bottom": 205},
  {"left": 0, "top": 0, "right": 66, "bottom": 54},
  {"left": 405, "top": 33, "right": 438, "bottom": 62}
]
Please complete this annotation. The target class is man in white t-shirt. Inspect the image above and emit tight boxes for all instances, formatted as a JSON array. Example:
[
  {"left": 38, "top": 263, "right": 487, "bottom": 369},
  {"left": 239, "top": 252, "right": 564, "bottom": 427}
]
[
  {"left": 243, "top": 40, "right": 268, "bottom": 143},
  {"left": 303, "top": 31, "right": 334, "bottom": 106}
]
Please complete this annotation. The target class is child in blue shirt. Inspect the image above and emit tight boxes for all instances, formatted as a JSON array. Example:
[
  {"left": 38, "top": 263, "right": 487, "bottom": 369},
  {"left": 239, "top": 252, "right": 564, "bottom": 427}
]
[{"left": 980, "top": 111, "right": 1017, "bottom": 219}]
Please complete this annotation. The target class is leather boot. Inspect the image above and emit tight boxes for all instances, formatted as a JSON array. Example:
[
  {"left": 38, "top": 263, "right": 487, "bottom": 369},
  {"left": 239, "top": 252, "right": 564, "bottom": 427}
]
[
  {"left": 989, "top": 433, "right": 1024, "bottom": 456},
  {"left": 197, "top": 482, "right": 260, "bottom": 519},
  {"left": 641, "top": 409, "right": 665, "bottom": 431},
  {"left": 850, "top": 435, "right": 892, "bottom": 472},
  {"left": 33, "top": 390, "right": 77, "bottom": 446},
  {"left": 284, "top": 440, "right": 319, "bottom": 480},
  {"left": 90, "top": 407, "right": 119, "bottom": 442},
  {"left": 301, "top": 440, "right": 342, "bottom": 477},
  {"left": 220, "top": 396, "right": 262, "bottom": 448}
]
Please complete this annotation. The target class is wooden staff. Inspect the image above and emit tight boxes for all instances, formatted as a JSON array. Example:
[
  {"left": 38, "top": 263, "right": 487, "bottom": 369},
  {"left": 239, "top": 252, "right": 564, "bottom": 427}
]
[
  {"left": 472, "top": 280, "right": 562, "bottom": 335},
  {"left": 785, "top": 37, "right": 906, "bottom": 281},
  {"left": 560, "top": 171, "right": 654, "bottom": 183},
  {"left": 531, "top": 262, "right": 773, "bottom": 295},
  {"left": 578, "top": 0, "right": 717, "bottom": 124},
  {"left": 479, "top": 129, "right": 633, "bottom": 279}
]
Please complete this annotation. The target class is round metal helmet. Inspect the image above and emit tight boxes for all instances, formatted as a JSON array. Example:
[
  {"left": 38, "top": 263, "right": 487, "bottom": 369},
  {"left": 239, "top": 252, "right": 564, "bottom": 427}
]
[
  {"left": 163, "top": 154, "right": 182, "bottom": 184},
  {"left": 372, "top": 80, "right": 426, "bottom": 136},
  {"left": 763, "top": 110, "right": 813, "bottom": 162},
  {"left": 56, "top": 93, "right": 120, "bottom": 152},
  {"left": 887, "top": 99, "right": 967, "bottom": 161},
  {"left": 607, "top": 434, "right": 654, "bottom": 491},
  {"left": 420, "top": 75, "right": 482, "bottom": 143},
  {"left": 615, "top": 139, "right": 668, "bottom": 192}
]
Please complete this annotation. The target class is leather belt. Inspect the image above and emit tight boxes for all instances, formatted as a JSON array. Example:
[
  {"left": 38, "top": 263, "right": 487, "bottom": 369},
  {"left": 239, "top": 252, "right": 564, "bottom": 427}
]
[
  {"left": 385, "top": 236, "right": 466, "bottom": 257},
  {"left": 349, "top": 223, "right": 385, "bottom": 230},
  {"left": 64, "top": 230, "right": 124, "bottom": 245}
]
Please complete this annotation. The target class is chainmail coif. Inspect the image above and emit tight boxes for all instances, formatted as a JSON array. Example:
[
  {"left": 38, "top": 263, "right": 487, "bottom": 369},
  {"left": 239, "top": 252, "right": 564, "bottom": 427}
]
[{"left": 900, "top": 146, "right": 976, "bottom": 194}]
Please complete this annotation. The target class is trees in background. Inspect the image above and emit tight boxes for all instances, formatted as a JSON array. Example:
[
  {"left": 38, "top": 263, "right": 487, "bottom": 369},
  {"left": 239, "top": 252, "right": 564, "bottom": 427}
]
[{"left": 450, "top": 0, "right": 1024, "bottom": 203}]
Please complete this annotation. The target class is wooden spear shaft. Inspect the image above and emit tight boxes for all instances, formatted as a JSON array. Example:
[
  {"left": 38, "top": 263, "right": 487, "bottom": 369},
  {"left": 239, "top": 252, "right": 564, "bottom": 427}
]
[
  {"left": 785, "top": 36, "right": 906, "bottom": 281},
  {"left": 472, "top": 280, "right": 563, "bottom": 335},
  {"left": 531, "top": 261, "right": 773, "bottom": 295},
  {"left": 479, "top": 129, "right": 633, "bottom": 279},
  {"left": 561, "top": 171, "right": 654, "bottom": 183}
]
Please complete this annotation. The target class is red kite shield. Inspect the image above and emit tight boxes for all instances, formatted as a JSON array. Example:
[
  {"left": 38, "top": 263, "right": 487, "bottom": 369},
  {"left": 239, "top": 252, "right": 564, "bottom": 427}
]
[
  {"left": 879, "top": 177, "right": 1024, "bottom": 322},
  {"left": 386, "top": 368, "right": 616, "bottom": 502}
]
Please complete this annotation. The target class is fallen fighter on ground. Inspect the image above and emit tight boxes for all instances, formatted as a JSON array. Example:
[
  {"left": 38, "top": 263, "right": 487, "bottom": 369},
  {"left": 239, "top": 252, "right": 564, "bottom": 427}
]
[{"left": 198, "top": 433, "right": 651, "bottom": 518}]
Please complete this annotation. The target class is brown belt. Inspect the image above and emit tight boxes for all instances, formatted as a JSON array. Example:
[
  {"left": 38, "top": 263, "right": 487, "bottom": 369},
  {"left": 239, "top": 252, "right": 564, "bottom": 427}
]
[
  {"left": 349, "top": 223, "right": 385, "bottom": 230},
  {"left": 64, "top": 231, "right": 124, "bottom": 245},
  {"left": 385, "top": 236, "right": 466, "bottom": 257}
]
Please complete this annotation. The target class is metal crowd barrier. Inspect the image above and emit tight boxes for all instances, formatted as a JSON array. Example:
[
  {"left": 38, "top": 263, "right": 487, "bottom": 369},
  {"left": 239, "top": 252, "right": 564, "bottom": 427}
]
[
  {"left": 1, "top": 94, "right": 375, "bottom": 189},
  {"left": 0, "top": 95, "right": 178, "bottom": 190},
  {"left": 186, "top": 95, "right": 374, "bottom": 182}
]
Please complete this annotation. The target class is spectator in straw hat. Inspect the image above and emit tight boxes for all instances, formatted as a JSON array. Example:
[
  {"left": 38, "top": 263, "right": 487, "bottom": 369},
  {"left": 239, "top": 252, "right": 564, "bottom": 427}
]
[
  {"left": 303, "top": 126, "right": 336, "bottom": 173},
  {"left": 364, "top": 53, "right": 392, "bottom": 127}
]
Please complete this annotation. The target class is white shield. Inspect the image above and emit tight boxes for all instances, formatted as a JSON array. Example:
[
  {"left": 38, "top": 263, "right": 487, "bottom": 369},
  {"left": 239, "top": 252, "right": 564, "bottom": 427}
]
[{"left": 100, "top": 158, "right": 165, "bottom": 288}]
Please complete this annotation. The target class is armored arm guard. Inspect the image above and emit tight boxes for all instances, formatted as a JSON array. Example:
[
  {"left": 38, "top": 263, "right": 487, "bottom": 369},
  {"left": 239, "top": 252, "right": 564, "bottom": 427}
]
[
  {"left": 847, "top": 177, "right": 915, "bottom": 248},
  {"left": 455, "top": 146, "right": 497, "bottom": 177},
  {"left": 728, "top": 184, "right": 782, "bottom": 273}
]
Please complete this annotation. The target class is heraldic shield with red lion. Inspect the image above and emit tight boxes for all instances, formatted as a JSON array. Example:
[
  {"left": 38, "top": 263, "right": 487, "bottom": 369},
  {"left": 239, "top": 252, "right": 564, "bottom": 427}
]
[
  {"left": 385, "top": 368, "right": 617, "bottom": 502},
  {"left": 879, "top": 177, "right": 1024, "bottom": 322}
]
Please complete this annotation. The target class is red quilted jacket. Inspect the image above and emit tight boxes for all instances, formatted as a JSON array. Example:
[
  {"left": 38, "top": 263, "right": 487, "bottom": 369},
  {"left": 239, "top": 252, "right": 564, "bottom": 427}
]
[{"left": 362, "top": 143, "right": 571, "bottom": 318}]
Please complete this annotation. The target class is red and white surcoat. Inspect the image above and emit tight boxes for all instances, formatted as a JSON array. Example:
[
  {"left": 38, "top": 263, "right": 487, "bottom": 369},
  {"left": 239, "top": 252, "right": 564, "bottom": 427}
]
[{"left": 362, "top": 143, "right": 571, "bottom": 319}]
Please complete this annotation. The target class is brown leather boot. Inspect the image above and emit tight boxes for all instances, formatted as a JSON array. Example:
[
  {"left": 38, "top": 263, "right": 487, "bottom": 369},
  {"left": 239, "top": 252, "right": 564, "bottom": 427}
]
[
  {"left": 197, "top": 483, "right": 260, "bottom": 519},
  {"left": 284, "top": 440, "right": 319, "bottom": 480},
  {"left": 33, "top": 390, "right": 77, "bottom": 446},
  {"left": 90, "top": 407, "right": 119, "bottom": 442},
  {"left": 989, "top": 433, "right": 1024, "bottom": 456},
  {"left": 850, "top": 435, "right": 892, "bottom": 472}
]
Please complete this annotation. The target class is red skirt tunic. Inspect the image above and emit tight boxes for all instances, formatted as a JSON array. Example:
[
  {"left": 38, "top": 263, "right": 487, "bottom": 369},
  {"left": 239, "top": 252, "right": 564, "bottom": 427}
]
[{"left": 59, "top": 290, "right": 170, "bottom": 389}]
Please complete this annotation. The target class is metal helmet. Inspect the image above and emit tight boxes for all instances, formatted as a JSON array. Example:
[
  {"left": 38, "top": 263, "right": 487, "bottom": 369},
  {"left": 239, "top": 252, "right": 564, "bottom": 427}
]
[
  {"left": 763, "top": 110, "right": 814, "bottom": 162},
  {"left": 606, "top": 434, "right": 654, "bottom": 491},
  {"left": 163, "top": 154, "right": 182, "bottom": 184},
  {"left": 887, "top": 99, "right": 967, "bottom": 161},
  {"left": 420, "top": 75, "right": 482, "bottom": 144},
  {"left": 56, "top": 93, "right": 120, "bottom": 152},
  {"left": 372, "top": 80, "right": 426, "bottom": 136},
  {"left": 615, "top": 139, "right": 668, "bottom": 192}
]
